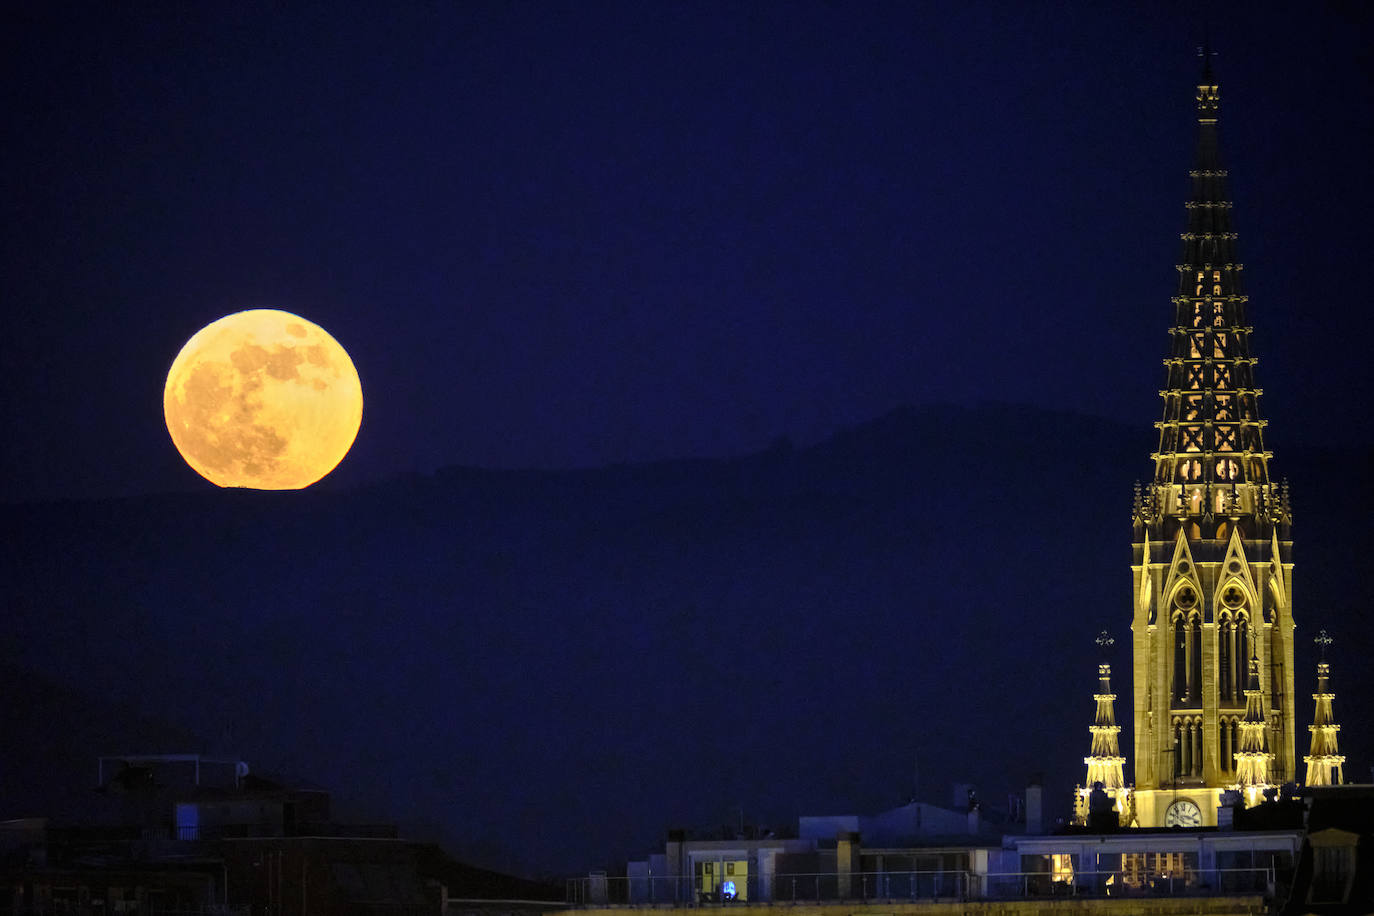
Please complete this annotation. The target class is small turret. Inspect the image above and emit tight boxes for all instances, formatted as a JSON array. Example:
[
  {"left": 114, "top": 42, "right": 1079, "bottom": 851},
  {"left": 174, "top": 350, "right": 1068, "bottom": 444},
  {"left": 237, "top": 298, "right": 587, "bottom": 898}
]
[
  {"left": 1232, "top": 652, "right": 1275, "bottom": 806},
  {"left": 1074, "top": 633, "right": 1133, "bottom": 827},
  {"left": 1304, "top": 631, "right": 1345, "bottom": 787}
]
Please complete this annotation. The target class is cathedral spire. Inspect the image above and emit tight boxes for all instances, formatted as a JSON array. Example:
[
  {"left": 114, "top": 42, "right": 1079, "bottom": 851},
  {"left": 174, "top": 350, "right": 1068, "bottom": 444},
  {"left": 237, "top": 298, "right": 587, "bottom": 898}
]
[
  {"left": 1140, "top": 56, "right": 1281, "bottom": 543},
  {"left": 1233, "top": 651, "right": 1275, "bottom": 805},
  {"left": 1304, "top": 630, "right": 1345, "bottom": 787},
  {"left": 1128, "top": 50, "right": 1300, "bottom": 830}
]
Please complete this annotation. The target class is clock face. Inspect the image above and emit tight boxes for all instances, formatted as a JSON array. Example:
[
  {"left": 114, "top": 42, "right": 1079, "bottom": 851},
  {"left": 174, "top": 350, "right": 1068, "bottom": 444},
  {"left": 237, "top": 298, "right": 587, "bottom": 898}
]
[{"left": 1165, "top": 800, "right": 1202, "bottom": 827}]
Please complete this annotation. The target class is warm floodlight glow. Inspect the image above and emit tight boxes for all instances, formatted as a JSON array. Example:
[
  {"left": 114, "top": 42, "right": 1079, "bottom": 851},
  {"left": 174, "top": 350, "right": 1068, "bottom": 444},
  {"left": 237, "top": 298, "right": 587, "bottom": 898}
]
[{"left": 164, "top": 309, "right": 363, "bottom": 489}]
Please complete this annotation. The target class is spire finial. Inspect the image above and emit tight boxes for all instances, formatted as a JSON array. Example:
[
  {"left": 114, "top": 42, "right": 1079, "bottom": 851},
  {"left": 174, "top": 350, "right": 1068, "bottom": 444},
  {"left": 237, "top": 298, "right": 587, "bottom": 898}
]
[
  {"left": 1198, "top": 37, "right": 1216, "bottom": 82},
  {"left": 1195, "top": 38, "right": 1220, "bottom": 124},
  {"left": 1315, "top": 629, "right": 1334, "bottom": 660},
  {"left": 1096, "top": 630, "right": 1114, "bottom": 665},
  {"left": 1198, "top": 3, "right": 1216, "bottom": 82}
]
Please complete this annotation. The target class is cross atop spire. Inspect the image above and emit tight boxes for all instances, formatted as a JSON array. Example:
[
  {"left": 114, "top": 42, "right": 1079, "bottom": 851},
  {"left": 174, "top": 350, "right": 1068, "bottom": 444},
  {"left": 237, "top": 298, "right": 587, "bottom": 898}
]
[{"left": 1197, "top": 37, "right": 1217, "bottom": 84}]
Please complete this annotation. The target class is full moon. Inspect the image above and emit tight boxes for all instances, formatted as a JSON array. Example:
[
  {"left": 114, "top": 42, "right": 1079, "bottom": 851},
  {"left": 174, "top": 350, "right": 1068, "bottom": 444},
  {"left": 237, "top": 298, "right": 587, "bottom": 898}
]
[{"left": 164, "top": 309, "right": 363, "bottom": 489}]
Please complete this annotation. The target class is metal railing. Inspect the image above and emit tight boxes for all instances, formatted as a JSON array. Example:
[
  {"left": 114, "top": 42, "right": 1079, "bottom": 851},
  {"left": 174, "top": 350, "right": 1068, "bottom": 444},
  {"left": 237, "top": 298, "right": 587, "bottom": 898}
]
[
  {"left": 566, "top": 866, "right": 1275, "bottom": 906},
  {"left": 567, "top": 871, "right": 980, "bottom": 906},
  {"left": 0, "top": 908, "right": 249, "bottom": 915},
  {"left": 972, "top": 866, "right": 1275, "bottom": 899}
]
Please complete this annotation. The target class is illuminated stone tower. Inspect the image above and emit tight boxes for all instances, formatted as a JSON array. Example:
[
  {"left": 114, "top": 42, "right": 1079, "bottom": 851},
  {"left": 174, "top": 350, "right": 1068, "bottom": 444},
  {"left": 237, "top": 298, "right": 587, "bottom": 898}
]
[
  {"left": 1074, "top": 632, "right": 1134, "bottom": 826},
  {"left": 1303, "top": 630, "right": 1345, "bottom": 787},
  {"left": 1128, "top": 58, "right": 1298, "bottom": 828}
]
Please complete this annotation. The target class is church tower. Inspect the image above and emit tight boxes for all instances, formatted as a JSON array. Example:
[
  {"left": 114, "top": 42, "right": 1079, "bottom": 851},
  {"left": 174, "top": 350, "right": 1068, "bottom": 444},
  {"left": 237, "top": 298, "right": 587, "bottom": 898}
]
[{"left": 1128, "top": 57, "right": 1298, "bottom": 828}]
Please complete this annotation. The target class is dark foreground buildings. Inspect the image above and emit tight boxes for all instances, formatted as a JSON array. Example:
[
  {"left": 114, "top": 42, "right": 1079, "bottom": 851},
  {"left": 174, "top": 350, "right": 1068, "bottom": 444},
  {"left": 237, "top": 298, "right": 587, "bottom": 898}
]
[{"left": 0, "top": 754, "right": 560, "bottom": 915}]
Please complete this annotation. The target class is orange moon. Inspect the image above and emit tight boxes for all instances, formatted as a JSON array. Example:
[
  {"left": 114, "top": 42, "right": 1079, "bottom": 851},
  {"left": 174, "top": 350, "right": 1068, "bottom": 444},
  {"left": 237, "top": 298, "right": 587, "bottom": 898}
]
[{"left": 163, "top": 309, "right": 363, "bottom": 489}]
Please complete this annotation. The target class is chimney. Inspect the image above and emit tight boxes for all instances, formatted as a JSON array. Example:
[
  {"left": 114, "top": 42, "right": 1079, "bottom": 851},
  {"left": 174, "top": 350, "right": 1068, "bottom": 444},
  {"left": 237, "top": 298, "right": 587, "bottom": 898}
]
[
  {"left": 665, "top": 829, "right": 686, "bottom": 879},
  {"left": 1216, "top": 790, "right": 1242, "bottom": 830},
  {"left": 1025, "top": 776, "right": 1045, "bottom": 835}
]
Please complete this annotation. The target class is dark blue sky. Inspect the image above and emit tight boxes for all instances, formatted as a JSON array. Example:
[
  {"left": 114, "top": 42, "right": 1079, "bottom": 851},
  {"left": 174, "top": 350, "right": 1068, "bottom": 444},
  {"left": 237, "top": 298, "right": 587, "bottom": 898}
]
[{"left": 3, "top": 1, "right": 1372, "bottom": 502}]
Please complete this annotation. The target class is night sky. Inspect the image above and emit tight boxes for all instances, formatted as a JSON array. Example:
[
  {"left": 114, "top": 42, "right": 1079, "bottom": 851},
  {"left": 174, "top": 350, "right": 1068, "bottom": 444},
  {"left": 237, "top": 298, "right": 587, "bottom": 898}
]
[
  {"left": 4, "top": 0, "right": 1374, "bottom": 878},
  {"left": 6, "top": 1, "right": 1373, "bottom": 501}
]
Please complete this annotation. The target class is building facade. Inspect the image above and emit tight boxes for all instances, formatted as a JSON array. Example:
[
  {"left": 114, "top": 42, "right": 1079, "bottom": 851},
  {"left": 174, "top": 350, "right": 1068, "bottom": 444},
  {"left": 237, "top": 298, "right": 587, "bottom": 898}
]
[{"left": 1128, "top": 62, "right": 1298, "bottom": 828}]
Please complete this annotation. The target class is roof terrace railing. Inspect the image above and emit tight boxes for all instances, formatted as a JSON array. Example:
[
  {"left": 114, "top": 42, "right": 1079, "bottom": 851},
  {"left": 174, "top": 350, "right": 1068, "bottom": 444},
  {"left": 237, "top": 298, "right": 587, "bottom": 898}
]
[{"left": 565, "top": 866, "right": 1275, "bottom": 907}]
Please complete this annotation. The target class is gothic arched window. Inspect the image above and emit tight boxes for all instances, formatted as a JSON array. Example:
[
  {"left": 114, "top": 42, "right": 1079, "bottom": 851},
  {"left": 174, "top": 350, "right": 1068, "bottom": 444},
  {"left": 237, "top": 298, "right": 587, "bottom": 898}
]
[
  {"left": 1218, "top": 613, "right": 1233, "bottom": 701},
  {"left": 1189, "top": 614, "right": 1202, "bottom": 703},
  {"left": 1173, "top": 613, "right": 1187, "bottom": 702}
]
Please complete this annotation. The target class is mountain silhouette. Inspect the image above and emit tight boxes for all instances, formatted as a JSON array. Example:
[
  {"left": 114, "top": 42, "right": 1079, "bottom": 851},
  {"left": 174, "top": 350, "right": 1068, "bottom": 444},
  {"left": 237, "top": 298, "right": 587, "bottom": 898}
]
[{"left": 3, "top": 402, "right": 1370, "bottom": 875}]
